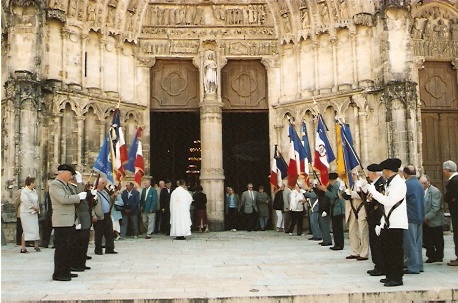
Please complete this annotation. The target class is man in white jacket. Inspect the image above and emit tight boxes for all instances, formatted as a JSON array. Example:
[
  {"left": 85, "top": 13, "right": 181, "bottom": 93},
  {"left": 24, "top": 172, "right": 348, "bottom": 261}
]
[{"left": 366, "top": 158, "right": 407, "bottom": 287}]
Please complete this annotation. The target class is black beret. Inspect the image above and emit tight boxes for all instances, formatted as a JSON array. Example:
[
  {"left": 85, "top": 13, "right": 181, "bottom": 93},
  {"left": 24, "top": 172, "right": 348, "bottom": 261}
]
[
  {"left": 367, "top": 163, "right": 381, "bottom": 172},
  {"left": 328, "top": 172, "right": 339, "bottom": 180},
  {"left": 378, "top": 158, "right": 402, "bottom": 172},
  {"left": 57, "top": 164, "right": 76, "bottom": 175}
]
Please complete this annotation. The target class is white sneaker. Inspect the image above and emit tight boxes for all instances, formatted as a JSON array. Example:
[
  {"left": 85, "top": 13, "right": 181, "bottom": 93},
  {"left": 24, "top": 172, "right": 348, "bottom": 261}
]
[
  {"left": 231, "top": 229, "right": 236, "bottom": 232},
  {"left": 288, "top": 233, "right": 293, "bottom": 236}
]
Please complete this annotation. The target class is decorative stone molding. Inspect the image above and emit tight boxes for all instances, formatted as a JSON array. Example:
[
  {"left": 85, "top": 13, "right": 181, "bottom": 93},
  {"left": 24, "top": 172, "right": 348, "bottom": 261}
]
[
  {"left": 45, "top": 8, "right": 66, "bottom": 23},
  {"left": 381, "top": 81, "right": 418, "bottom": 121},
  {"left": 353, "top": 13, "right": 373, "bottom": 27}
]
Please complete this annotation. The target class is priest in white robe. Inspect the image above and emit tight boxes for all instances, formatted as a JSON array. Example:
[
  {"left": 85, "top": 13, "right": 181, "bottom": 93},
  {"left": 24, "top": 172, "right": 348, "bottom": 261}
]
[{"left": 170, "top": 179, "right": 193, "bottom": 240}]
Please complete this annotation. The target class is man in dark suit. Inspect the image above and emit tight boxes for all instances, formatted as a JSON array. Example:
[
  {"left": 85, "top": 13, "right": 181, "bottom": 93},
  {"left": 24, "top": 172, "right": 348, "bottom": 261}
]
[
  {"left": 364, "top": 164, "right": 386, "bottom": 276},
  {"left": 140, "top": 179, "right": 157, "bottom": 239},
  {"left": 160, "top": 180, "right": 172, "bottom": 235},
  {"left": 241, "top": 183, "right": 258, "bottom": 231},
  {"left": 443, "top": 160, "right": 458, "bottom": 266},
  {"left": 120, "top": 182, "right": 140, "bottom": 238},
  {"left": 420, "top": 175, "right": 444, "bottom": 263}
]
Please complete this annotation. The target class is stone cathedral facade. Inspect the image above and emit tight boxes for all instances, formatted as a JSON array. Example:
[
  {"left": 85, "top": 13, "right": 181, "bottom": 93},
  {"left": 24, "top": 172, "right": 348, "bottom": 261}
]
[{"left": 1, "top": 0, "right": 458, "bottom": 231}]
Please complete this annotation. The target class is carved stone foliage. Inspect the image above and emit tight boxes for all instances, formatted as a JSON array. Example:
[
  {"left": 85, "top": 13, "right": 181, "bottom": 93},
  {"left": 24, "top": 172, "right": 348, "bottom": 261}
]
[
  {"left": 381, "top": 81, "right": 418, "bottom": 121},
  {"left": 411, "top": 4, "right": 458, "bottom": 58},
  {"left": 221, "top": 60, "right": 268, "bottom": 110},
  {"left": 45, "top": 8, "right": 66, "bottom": 23},
  {"left": 150, "top": 59, "right": 200, "bottom": 110}
]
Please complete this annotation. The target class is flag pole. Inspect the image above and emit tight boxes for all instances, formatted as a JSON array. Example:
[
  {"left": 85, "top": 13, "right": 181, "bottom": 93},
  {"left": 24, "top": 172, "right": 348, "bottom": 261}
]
[{"left": 310, "top": 113, "right": 323, "bottom": 186}]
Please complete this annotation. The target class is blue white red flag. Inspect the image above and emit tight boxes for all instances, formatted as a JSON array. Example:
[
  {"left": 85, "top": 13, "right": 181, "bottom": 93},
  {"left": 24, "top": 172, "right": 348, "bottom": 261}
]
[
  {"left": 313, "top": 115, "right": 336, "bottom": 185},
  {"left": 125, "top": 128, "right": 145, "bottom": 187},
  {"left": 270, "top": 145, "right": 288, "bottom": 189},
  {"left": 110, "top": 109, "right": 128, "bottom": 182},
  {"left": 287, "top": 124, "right": 307, "bottom": 188}
]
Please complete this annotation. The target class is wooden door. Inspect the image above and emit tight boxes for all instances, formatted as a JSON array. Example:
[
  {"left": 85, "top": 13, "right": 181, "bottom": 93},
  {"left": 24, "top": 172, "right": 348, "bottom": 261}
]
[{"left": 420, "top": 61, "right": 458, "bottom": 193}]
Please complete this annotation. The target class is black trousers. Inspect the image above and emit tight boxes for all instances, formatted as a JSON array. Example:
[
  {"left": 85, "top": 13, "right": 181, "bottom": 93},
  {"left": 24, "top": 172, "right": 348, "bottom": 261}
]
[
  {"left": 381, "top": 228, "right": 404, "bottom": 283},
  {"left": 53, "top": 226, "right": 76, "bottom": 278},
  {"left": 368, "top": 220, "right": 385, "bottom": 272},
  {"left": 72, "top": 229, "right": 90, "bottom": 268},
  {"left": 154, "top": 210, "right": 162, "bottom": 233},
  {"left": 332, "top": 214, "right": 344, "bottom": 248},
  {"left": 451, "top": 209, "right": 458, "bottom": 259},
  {"left": 227, "top": 208, "right": 239, "bottom": 230},
  {"left": 289, "top": 211, "right": 304, "bottom": 235},
  {"left": 423, "top": 225, "right": 444, "bottom": 261},
  {"left": 244, "top": 212, "right": 257, "bottom": 231},
  {"left": 94, "top": 213, "right": 115, "bottom": 253},
  {"left": 161, "top": 210, "right": 170, "bottom": 235},
  {"left": 40, "top": 215, "right": 53, "bottom": 247},
  {"left": 16, "top": 218, "right": 23, "bottom": 245}
]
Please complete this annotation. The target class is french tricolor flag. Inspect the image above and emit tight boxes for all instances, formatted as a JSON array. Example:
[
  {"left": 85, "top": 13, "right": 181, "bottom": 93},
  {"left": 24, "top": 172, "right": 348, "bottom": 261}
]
[
  {"left": 270, "top": 145, "right": 288, "bottom": 189},
  {"left": 125, "top": 128, "right": 145, "bottom": 187},
  {"left": 313, "top": 115, "right": 335, "bottom": 185},
  {"left": 287, "top": 124, "right": 307, "bottom": 188}
]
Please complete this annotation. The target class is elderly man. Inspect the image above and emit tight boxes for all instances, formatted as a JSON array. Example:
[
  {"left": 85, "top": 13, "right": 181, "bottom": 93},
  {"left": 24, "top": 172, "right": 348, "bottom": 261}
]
[
  {"left": 140, "top": 179, "right": 157, "bottom": 239},
  {"left": 367, "top": 158, "right": 407, "bottom": 287},
  {"left": 443, "top": 160, "right": 458, "bottom": 266},
  {"left": 342, "top": 170, "right": 369, "bottom": 261},
  {"left": 241, "top": 183, "right": 259, "bottom": 232},
  {"left": 49, "top": 164, "right": 87, "bottom": 281},
  {"left": 420, "top": 175, "right": 444, "bottom": 263},
  {"left": 93, "top": 178, "right": 118, "bottom": 255}
]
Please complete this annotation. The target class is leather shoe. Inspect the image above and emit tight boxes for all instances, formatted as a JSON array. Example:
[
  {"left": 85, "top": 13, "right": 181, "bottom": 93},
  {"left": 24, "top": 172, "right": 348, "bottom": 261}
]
[
  {"left": 384, "top": 280, "right": 403, "bottom": 287},
  {"left": 380, "top": 278, "right": 388, "bottom": 283},
  {"left": 84, "top": 266, "right": 91, "bottom": 270},
  {"left": 447, "top": 259, "right": 458, "bottom": 266},
  {"left": 426, "top": 258, "right": 442, "bottom": 263},
  {"left": 70, "top": 273, "right": 78, "bottom": 278},
  {"left": 105, "top": 250, "right": 118, "bottom": 254},
  {"left": 320, "top": 242, "right": 332, "bottom": 246},
  {"left": 346, "top": 255, "right": 358, "bottom": 259},
  {"left": 308, "top": 237, "right": 322, "bottom": 241},
  {"left": 403, "top": 269, "right": 419, "bottom": 274},
  {"left": 145, "top": 236, "right": 151, "bottom": 239},
  {"left": 86, "top": 255, "right": 92, "bottom": 260},
  {"left": 356, "top": 256, "right": 369, "bottom": 261},
  {"left": 330, "top": 246, "right": 343, "bottom": 250},
  {"left": 369, "top": 270, "right": 384, "bottom": 276},
  {"left": 94, "top": 251, "right": 103, "bottom": 255},
  {"left": 52, "top": 275, "right": 71, "bottom": 281}
]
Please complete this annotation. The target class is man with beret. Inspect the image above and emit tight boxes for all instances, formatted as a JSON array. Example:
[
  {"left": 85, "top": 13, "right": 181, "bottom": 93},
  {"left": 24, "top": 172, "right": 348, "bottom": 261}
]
[
  {"left": 49, "top": 164, "right": 87, "bottom": 281},
  {"left": 402, "top": 165, "right": 424, "bottom": 274},
  {"left": 367, "top": 158, "right": 407, "bottom": 287},
  {"left": 317, "top": 172, "right": 344, "bottom": 250},
  {"left": 443, "top": 160, "right": 458, "bottom": 266},
  {"left": 364, "top": 164, "right": 386, "bottom": 276},
  {"left": 342, "top": 170, "right": 369, "bottom": 261}
]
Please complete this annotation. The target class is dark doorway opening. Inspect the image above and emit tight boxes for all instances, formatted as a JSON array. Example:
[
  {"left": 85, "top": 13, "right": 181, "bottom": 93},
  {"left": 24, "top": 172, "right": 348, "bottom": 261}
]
[
  {"left": 222, "top": 112, "right": 270, "bottom": 195},
  {"left": 150, "top": 111, "right": 201, "bottom": 190}
]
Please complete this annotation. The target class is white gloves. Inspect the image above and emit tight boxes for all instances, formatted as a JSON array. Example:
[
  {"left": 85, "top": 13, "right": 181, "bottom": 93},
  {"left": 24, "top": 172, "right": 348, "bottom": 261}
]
[
  {"left": 75, "top": 224, "right": 82, "bottom": 230},
  {"left": 322, "top": 211, "right": 327, "bottom": 217},
  {"left": 77, "top": 192, "right": 87, "bottom": 200},
  {"left": 375, "top": 225, "right": 382, "bottom": 236},
  {"left": 90, "top": 189, "right": 98, "bottom": 200},
  {"left": 366, "top": 183, "right": 376, "bottom": 195},
  {"left": 339, "top": 182, "right": 346, "bottom": 191},
  {"left": 361, "top": 183, "right": 369, "bottom": 193},
  {"left": 75, "top": 171, "right": 83, "bottom": 183},
  {"left": 344, "top": 189, "right": 351, "bottom": 195}
]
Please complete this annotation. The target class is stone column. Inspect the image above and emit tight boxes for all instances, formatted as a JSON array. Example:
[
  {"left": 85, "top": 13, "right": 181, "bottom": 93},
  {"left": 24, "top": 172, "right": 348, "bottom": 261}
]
[
  {"left": 52, "top": 115, "right": 62, "bottom": 168},
  {"left": 198, "top": 47, "right": 225, "bottom": 231},
  {"left": 76, "top": 116, "right": 84, "bottom": 169}
]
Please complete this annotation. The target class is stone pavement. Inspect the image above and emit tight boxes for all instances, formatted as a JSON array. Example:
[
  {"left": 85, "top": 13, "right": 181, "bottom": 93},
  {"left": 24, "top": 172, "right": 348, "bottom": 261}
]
[{"left": 1, "top": 230, "right": 458, "bottom": 302}]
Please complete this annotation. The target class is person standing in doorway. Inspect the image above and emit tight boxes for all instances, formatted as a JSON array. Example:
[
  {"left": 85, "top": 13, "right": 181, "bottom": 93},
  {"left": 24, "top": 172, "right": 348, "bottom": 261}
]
[
  {"left": 170, "top": 179, "right": 193, "bottom": 240},
  {"left": 241, "top": 183, "right": 258, "bottom": 231}
]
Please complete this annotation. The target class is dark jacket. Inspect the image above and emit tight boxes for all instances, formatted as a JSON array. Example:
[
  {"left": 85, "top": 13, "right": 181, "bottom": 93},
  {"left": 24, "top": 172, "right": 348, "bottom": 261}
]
[
  {"left": 121, "top": 189, "right": 140, "bottom": 216},
  {"left": 192, "top": 191, "right": 207, "bottom": 210},
  {"left": 160, "top": 188, "right": 172, "bottom": 212},
  {"left": 445, "top": 174, "right": 458, "bottom": 214}
]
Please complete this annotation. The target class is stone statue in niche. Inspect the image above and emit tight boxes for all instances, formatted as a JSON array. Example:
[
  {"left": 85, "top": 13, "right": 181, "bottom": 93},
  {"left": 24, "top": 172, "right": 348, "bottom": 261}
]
[
  {"left": 106, "top": 7, "right": 115, "bottom": 27},
  {"left": 282, "top": 13, "right": 291, "bottom": 33},
  {"left": 87, "top": 4, "right": 96, "bottom": 23},
  {"left": 340, "top": 0, "right": 349, "bottom": 20},
  {"left": 412, "top": 17, "right": 427, "bottom": 39},
  {"left": 204, "top": 51, "right": 217, "bottom": 94},
  {"left": 320, "top": 3, "right": 330, "bottom": 25},
  {"left": 301, "top": 8, "right": 310, "bottom": 28},
  {"left": 69, "top": 0, "right": 77, "bottom": 17}
]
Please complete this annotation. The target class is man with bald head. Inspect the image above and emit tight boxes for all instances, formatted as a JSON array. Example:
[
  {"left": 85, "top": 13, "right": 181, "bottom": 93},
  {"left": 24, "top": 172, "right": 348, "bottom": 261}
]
[
  {"left": 402, "top": 165, "right": 424, "bottom": 274},
  {"left": 443, "top": 160, "right": 458, "bottom": 266},
  {"left": 93, "top": 178, "right": 117, "bottom": 255}
]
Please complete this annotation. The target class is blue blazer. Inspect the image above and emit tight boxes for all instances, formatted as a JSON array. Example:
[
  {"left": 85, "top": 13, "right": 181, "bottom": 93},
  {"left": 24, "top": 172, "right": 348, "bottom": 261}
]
[
  {"left": 121, "top": 189, "right": 140, "bottom": 215},
  {"left": 140, "top": 186, "right": 157, "bottom": 213}
]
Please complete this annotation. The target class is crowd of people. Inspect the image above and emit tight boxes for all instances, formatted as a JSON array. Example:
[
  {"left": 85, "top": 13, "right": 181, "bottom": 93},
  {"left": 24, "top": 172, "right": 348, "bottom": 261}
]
[
  {"left": 12, "top": 158, "right": 458, "bottom": 285},
  {"left": 224, "top": 158, "right": 458, "bottom": 287}
]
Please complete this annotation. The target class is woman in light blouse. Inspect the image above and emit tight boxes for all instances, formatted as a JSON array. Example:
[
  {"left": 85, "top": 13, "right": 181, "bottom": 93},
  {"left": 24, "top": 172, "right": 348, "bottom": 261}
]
[{"left": 20, "top": 176, "right": 40, "bottom": 253}]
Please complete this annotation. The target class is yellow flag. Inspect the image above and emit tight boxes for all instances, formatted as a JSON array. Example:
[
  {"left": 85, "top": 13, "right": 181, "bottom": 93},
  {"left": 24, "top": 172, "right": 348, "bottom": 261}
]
[{"left": 335, "top": 123, "right": 348, "bottom": 187}]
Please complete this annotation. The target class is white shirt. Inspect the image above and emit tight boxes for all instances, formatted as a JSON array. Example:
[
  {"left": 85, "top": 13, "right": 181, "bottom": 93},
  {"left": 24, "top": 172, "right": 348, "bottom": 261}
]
[{"left": 289, "top": 190, "right": 304, "bottom": 212}]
